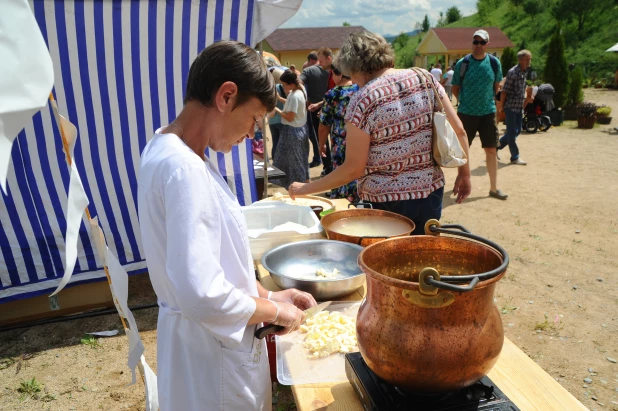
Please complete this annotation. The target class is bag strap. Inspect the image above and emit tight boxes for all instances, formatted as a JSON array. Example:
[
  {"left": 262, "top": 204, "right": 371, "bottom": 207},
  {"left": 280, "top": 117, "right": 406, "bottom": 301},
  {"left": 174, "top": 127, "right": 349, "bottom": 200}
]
[{"left": 412, "top": 68, "right": 444, "bottom": 113}]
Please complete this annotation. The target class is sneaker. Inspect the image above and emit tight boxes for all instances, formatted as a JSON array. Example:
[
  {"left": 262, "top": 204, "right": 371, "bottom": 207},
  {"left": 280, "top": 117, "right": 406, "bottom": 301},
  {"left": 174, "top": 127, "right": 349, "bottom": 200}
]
[
  {"left": 489, "top": 189, "right": 508, "bottom": 200},
  {"left": 510, "top": 158, "right": 527, "bottom": 165}
]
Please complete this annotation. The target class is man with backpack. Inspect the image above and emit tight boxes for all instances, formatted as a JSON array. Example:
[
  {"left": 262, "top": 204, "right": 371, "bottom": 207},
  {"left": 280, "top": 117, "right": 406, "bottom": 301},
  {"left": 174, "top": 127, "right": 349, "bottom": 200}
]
[{"left": 452, "top": 29, "right": 507, "bottom": 200}]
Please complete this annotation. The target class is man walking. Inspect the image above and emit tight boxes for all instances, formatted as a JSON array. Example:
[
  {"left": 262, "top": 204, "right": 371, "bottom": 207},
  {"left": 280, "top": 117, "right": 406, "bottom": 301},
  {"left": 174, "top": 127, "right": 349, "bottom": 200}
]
[
  {"left": 301, "top": 47, "right": 333, "bottom": 172},
  {"left": 430, "top": 63, "right": 443, "bottom": 83},
  {"left": 442, "top": 65, "right": 454, "bottom": 100},
  {"left": 452, "top": 29, "right": 507, "bottom": 200},
  {"left": 497, "top": 50, "right": 532, "bottom": 165}
]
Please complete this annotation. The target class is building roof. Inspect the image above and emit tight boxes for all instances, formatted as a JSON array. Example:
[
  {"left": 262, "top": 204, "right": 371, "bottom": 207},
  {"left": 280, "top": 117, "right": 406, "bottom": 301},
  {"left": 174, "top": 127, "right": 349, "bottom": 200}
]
[
  {"left": 430, "top": 27, "right": 514, "bottom": 51},
  {"left": 265, "top": 26, "right": 367, "bottom": 52}
]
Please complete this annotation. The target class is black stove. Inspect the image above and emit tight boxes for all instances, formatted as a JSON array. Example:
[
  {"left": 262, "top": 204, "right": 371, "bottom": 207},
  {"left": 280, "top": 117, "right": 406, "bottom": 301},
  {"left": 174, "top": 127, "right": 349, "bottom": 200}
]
[{"left": 345, "top": 352, "right": 519, "bottom": 411}]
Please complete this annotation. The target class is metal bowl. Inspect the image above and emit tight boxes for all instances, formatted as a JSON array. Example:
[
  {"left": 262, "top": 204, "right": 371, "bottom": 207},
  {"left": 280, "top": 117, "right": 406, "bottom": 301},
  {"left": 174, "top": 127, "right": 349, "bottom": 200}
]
[{"left": 261, "top": 240, "right": 365, "bottom": 300}]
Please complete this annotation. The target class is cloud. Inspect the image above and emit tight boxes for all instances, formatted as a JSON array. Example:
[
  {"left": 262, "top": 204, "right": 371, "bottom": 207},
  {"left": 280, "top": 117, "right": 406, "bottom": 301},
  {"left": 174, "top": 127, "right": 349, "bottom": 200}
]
[{"left": 281, "top": 0, "right": 478, "bottom": 36}]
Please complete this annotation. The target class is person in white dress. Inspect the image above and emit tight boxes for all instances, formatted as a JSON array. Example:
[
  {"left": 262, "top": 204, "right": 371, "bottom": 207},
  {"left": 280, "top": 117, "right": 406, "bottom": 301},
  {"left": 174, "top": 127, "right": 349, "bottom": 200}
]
[{"left": 138, "top": 40, "right": 317, "bottom": 411}]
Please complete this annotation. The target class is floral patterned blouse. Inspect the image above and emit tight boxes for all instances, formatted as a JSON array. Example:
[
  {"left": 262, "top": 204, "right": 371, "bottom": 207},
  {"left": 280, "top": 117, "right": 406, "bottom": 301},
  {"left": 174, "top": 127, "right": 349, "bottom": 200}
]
[{"left": 319, "top": 84, "right": 360, "bottom": 202}]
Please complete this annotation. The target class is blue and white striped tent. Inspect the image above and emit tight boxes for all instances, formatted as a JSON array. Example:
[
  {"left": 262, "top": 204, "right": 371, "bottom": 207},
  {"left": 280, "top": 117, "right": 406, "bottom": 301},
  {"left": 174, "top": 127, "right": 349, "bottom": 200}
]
[{"left": 0, "top": 0, "right": 301, "bottom": 303}]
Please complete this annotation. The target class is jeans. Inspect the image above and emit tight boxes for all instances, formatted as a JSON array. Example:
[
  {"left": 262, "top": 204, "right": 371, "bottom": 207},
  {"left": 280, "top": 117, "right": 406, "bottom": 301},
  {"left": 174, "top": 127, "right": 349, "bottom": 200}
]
[
  {"left": 371, "top": 187, "right": 444, "bottom": 235},
  {"left": 499, "top": 109, "right": 522, "bottom": 161}
]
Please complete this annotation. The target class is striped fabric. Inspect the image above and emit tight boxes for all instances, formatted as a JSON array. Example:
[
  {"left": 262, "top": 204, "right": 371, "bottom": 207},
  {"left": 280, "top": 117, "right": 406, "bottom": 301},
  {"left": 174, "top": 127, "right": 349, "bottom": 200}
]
[{"left": 0, "top": 0, "right": 262, "bottom": 303}]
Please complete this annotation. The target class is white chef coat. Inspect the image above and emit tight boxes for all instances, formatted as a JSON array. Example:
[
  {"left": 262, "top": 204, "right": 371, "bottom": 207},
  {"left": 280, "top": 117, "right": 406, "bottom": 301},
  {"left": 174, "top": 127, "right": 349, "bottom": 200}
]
[{"left": 137, "top": 130, "right": 271, "bottom": 411}]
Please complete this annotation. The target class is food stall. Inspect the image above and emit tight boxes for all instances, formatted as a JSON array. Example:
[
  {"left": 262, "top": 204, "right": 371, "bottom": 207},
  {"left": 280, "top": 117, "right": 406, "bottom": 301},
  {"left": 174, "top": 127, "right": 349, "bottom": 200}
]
[{"left": 249, "top": 198, "right": 587, "bottom": 411}]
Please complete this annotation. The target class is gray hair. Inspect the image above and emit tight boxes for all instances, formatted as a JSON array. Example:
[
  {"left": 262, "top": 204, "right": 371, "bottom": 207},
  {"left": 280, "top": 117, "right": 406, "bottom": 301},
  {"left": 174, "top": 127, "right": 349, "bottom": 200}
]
[
  {"left": 271, "top": 68, "right": 284, "bottom": 84},
  {"left": 517, "top": 49, "right": 532, "bottom": 59},
  {"left": 334, "top": 31, "right": 395, "bottom": 76}
]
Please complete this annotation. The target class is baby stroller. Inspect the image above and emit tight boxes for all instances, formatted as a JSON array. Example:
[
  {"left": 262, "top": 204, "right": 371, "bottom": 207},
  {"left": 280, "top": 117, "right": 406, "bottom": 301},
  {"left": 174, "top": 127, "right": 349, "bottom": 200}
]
[{"left": 523, "top": 84, "right": 554, "bottom": 133}]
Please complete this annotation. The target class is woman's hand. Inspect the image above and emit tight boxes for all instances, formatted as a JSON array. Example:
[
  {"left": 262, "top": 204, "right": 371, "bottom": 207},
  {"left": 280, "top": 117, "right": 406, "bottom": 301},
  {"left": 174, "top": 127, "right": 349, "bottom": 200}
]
[
  {"left": 452, "top": 173, "right": 471, "bottom": 204},
  {"left": 270, "top": 289, "right": 317, "bottom": 310},
  {"left": 270, "top": 301, "right": 306, "bottom": 335},
  {"left": 288, "top": 182, "right": 307, "bottom": 200}
]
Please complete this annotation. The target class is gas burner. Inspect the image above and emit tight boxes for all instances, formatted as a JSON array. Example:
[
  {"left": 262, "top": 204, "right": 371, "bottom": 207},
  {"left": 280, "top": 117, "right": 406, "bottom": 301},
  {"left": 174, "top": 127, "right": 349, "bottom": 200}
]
[{"left": 345, "top": 352, "right": 519, "bottom": 411}]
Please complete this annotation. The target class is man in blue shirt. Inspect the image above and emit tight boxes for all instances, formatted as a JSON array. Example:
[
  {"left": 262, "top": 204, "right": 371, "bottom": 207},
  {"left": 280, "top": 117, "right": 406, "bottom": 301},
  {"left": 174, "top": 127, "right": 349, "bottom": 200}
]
[{"left": 452, "top": 30, "right": 507, "bottom": 200}]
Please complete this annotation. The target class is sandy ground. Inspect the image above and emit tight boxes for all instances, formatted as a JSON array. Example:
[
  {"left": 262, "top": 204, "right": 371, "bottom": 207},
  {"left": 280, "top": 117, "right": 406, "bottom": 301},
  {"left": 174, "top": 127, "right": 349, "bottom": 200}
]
[{"left": 0, "top": 88, "right": 617, "bottom": 411}]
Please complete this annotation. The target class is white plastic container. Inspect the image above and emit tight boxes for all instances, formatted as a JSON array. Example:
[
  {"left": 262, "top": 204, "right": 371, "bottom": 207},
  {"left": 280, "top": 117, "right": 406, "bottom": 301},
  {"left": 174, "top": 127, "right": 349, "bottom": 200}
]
[{"left": 241, "top": 203, "right": 323, "bottom": 260}]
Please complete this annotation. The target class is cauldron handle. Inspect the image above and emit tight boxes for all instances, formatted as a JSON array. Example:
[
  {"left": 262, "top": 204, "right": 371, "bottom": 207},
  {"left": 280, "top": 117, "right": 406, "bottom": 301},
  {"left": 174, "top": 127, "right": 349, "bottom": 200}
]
[
  {"left": 423, "top": 219, "right": 510, "bottom": 283},
  {"left": 425, "top": 275, "right": 480, "bottom": 292}
]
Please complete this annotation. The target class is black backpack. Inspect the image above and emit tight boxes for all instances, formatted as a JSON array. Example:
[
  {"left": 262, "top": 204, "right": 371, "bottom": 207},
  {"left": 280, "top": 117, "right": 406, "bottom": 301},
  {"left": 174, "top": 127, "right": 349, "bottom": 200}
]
[{"left": 458, "top": 53, "right": 500, "bottom": 85}]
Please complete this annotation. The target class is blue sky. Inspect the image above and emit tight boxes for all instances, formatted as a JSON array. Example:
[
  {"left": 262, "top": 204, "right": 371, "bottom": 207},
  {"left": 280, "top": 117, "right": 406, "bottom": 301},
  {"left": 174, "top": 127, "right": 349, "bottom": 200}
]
[{"left": 281, "top": 0, "right": 478, "bottom": 37}]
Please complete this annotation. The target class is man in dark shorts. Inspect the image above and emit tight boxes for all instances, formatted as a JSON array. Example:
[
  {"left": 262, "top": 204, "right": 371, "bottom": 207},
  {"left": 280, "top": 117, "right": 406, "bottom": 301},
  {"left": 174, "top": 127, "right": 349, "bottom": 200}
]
[
  {"left": 301, "top": 47, "right": 333, "bottom": 172},
  {"left": 452, "top": 29, "right": 507, "bottom": 200}
]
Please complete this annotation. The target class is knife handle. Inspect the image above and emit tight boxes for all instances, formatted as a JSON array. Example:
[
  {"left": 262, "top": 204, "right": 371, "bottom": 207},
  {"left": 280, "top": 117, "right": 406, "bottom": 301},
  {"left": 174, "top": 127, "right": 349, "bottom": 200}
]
[{"left": 255, "top": 323, "right": 284, "bottom": 339}]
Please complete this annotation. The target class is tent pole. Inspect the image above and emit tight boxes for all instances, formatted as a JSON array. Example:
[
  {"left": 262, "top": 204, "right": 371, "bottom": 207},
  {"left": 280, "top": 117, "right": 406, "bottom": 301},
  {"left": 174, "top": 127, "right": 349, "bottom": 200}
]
[{"left": 259, "top": 41, "right": 269, "bottom": 200}]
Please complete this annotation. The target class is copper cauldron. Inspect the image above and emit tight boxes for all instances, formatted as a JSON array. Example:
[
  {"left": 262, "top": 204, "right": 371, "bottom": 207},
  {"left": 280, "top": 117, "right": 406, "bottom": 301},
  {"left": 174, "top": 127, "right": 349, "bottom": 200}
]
[
  {"left": 356, "top": 220, "right": 508, "bottom": 394},
  {"left": 320, "top": 206, "right": 415, "bottom": 247}
]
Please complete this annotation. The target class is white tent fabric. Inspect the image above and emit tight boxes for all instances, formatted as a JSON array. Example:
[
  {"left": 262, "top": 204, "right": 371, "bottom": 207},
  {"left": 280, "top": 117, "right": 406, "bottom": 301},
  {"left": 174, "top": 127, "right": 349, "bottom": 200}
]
[
  {"left": 0, "top": 0, "right": 302, "bottom": 303},
  {"left": 607, "top": 42, "right": 618, "bottom": 52}
]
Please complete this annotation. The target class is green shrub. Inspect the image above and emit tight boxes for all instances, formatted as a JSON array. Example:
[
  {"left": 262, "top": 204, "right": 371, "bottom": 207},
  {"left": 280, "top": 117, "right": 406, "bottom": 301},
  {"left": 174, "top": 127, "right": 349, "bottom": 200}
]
[
  {"left": 501, "top": 47, "right": 518, "bottom": 72},
  {"left": 596, "top": 106, "right": 612, "bottom": 117},
  {"left": 543, "top": 26, "right": 569, "bottom": 108},
  {"left": 567, "top": 67, "right": 584, "bottom": 105}
]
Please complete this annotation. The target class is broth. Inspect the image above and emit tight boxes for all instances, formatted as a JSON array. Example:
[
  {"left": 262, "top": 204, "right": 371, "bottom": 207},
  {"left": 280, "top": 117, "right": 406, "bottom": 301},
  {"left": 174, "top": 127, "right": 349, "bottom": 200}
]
[{"left": 329, "top": 216, "right": 412, "bottom": 237}]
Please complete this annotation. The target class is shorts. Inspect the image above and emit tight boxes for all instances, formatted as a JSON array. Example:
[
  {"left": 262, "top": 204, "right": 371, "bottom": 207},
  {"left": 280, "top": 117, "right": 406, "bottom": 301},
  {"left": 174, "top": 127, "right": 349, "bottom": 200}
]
[{"left": 457, "top": 112, "right": 499, "bottom": 148}]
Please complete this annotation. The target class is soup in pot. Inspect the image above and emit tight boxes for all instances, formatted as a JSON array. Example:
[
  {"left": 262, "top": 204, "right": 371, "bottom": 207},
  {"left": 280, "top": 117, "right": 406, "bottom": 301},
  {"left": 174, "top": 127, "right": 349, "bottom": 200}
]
[{"left": 329, "top": 216, "right": 413, "bottom": 237}]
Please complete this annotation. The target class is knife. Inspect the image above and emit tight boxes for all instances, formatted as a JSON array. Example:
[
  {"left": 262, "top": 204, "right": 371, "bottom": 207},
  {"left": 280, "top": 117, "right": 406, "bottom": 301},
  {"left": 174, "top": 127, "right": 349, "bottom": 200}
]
[{"left": 254, "top": 301, "right": 331, "bottom": 339}]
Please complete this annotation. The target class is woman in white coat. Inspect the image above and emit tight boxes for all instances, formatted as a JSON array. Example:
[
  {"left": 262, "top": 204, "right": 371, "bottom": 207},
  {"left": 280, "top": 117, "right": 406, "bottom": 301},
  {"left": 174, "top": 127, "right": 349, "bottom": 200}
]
[{"left": 138, "top": 41, "right": 317, "bottom": 411}]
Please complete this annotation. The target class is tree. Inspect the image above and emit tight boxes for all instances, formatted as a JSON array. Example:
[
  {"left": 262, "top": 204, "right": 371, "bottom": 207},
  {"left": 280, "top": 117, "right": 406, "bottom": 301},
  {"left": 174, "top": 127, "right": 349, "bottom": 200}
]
[
  {"left": 476, "top": 0, "right": 492, "bottom": 24},
  {"left": 567, "top": 67, "right": 584, "bottom": 105},
  {"left": 500, "top": 47, "right": 518, "bottom": 71},
  {"left": 518, "top": 39, "right": 527, "bottom": 51},
  {"left": 522, "top": 0, "right": 540, "bottom": 19},
  {"left": 393, "top": 33, "right": 409, "bottom": 50},
  {"left": 543, "top": 26, "right": 569, "bottom": 108},
  {"left": 446, "top": 6, "right": 463, "bottom": 24},
  {"left": 437, "top": 12, "right": 446, "bottom": 27},
  {"left": 551, "top": 0, "right": 610, "bottom": 37},
  {"left": 422, "top": 14, "right": 430, "bottom": 32},
  {"left": 342, "top": 22, "right": 351, "bottom": 26}
]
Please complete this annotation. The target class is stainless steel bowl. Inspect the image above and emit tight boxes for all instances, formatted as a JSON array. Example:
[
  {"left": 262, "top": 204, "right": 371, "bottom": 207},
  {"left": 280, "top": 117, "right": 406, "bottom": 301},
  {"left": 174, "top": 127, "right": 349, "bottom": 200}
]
[{"left": 261, "top": 240, "right": 365, "bottom": 300}]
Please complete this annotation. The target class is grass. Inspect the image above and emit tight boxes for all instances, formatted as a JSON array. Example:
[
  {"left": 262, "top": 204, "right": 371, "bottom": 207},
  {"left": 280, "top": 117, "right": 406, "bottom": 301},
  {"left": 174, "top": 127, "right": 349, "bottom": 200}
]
[
  {"left": 534, "top": 314, "right": 563, "bottom": 335},
  {"left": 17, "top": 377, "right": 42, "bottom": 401},
  {"left": 80, "top": 335, "right": 101, "bottom": 349},
  {"left": 501, "top": 297, "right": 519, "bottom": 314}
]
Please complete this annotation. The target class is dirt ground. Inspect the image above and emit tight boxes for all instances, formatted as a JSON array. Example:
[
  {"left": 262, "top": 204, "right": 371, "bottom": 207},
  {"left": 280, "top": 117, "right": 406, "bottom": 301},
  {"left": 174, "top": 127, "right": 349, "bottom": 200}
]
[{"left": 1, "top": 88, "right": 617, "bottom": 411}]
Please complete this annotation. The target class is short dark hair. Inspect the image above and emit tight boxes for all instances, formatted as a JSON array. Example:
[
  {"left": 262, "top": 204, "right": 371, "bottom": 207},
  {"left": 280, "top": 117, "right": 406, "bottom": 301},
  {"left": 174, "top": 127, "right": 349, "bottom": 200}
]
[
  {"left": 185, "top": 40, "right": 276, "bottom": 111},
  {"left": 317, "top": 47, "right": 333, "bottom": 58},
  {"left": 307, "top": 51, "right": 318, "bottom": 61}
]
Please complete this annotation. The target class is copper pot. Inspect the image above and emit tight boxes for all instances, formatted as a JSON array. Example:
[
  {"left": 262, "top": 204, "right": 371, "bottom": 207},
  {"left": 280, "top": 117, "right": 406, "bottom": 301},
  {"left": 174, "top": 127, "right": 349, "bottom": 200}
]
[
  {"left": 356, "top": 220, "right": 508, "bottom": 393},
  {"left": 320, "top": 207, "right": 415, "bottom": 247}
]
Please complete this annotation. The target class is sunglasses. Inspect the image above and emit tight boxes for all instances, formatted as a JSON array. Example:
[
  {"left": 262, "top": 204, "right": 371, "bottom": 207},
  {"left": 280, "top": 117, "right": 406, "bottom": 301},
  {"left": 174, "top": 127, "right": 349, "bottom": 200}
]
[{"left": 473, "top": 40, "right": 488, "bottom": 45}]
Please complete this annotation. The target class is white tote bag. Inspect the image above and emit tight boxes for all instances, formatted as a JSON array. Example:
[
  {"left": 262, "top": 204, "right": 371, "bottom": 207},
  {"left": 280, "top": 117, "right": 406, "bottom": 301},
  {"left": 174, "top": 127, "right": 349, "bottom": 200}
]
[{"left": 413, "top": 68, "right": 467, "bottom": 168}]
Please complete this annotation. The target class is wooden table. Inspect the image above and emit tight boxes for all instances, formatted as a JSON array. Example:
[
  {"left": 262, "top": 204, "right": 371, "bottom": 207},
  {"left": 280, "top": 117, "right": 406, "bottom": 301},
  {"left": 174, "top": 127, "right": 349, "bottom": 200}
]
[{"left": 254, "top": 199, "right": 588, "bottom": 411}]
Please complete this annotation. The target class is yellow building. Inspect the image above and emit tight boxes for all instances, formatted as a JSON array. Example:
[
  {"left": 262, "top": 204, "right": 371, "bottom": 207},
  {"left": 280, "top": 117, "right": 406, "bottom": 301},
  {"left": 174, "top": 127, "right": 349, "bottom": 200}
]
[
  {"left": 263, "top": 26, "right": 367, "bottom": 70},
  {"left": 416, "top": 27, "right": 514, "bottom": 69}
]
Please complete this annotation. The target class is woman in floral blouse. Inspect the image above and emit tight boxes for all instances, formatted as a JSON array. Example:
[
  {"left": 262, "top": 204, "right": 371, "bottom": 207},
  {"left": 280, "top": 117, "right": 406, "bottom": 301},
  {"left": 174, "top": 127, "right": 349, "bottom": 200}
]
[{"left": 318, "top": 65, "right": 360, "bottom": 202}]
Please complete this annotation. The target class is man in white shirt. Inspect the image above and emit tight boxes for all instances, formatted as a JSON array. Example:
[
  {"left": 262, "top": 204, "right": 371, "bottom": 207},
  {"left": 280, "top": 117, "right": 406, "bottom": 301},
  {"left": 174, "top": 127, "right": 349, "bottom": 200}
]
[
  {"left": 442, "top": 65, "right": 454, "bottom": 100},
  {"left": 138, "top": 41, "right": 316, "bottom": 411},
  {"left": 430, "top": 63, "right": 443, "bottom": 83}
]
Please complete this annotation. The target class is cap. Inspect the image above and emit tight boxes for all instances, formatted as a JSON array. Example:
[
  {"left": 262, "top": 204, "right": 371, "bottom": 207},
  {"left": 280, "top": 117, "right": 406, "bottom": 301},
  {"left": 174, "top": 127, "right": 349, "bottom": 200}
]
[{"left": 473, "top": 29, "right": 489, "bottom": 42}]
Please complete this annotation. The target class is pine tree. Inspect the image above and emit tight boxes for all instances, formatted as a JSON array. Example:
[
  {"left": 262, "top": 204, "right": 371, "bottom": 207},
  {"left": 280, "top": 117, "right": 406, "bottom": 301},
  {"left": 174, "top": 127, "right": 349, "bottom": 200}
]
[
  {"left": 500, "top": 47, "right": 518, "bottom": 72},
  {"left": 518, "top": 39, "right": 527, "bottom": 51},
  {"left": 543, "top": 26, "right": 569, "bottom": 108},
  {"left": 567, "top": 67, "right": 584, "bottom": 105},
  {"left": 422, "top": 14, "right": 430, "bottom": 32}
]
